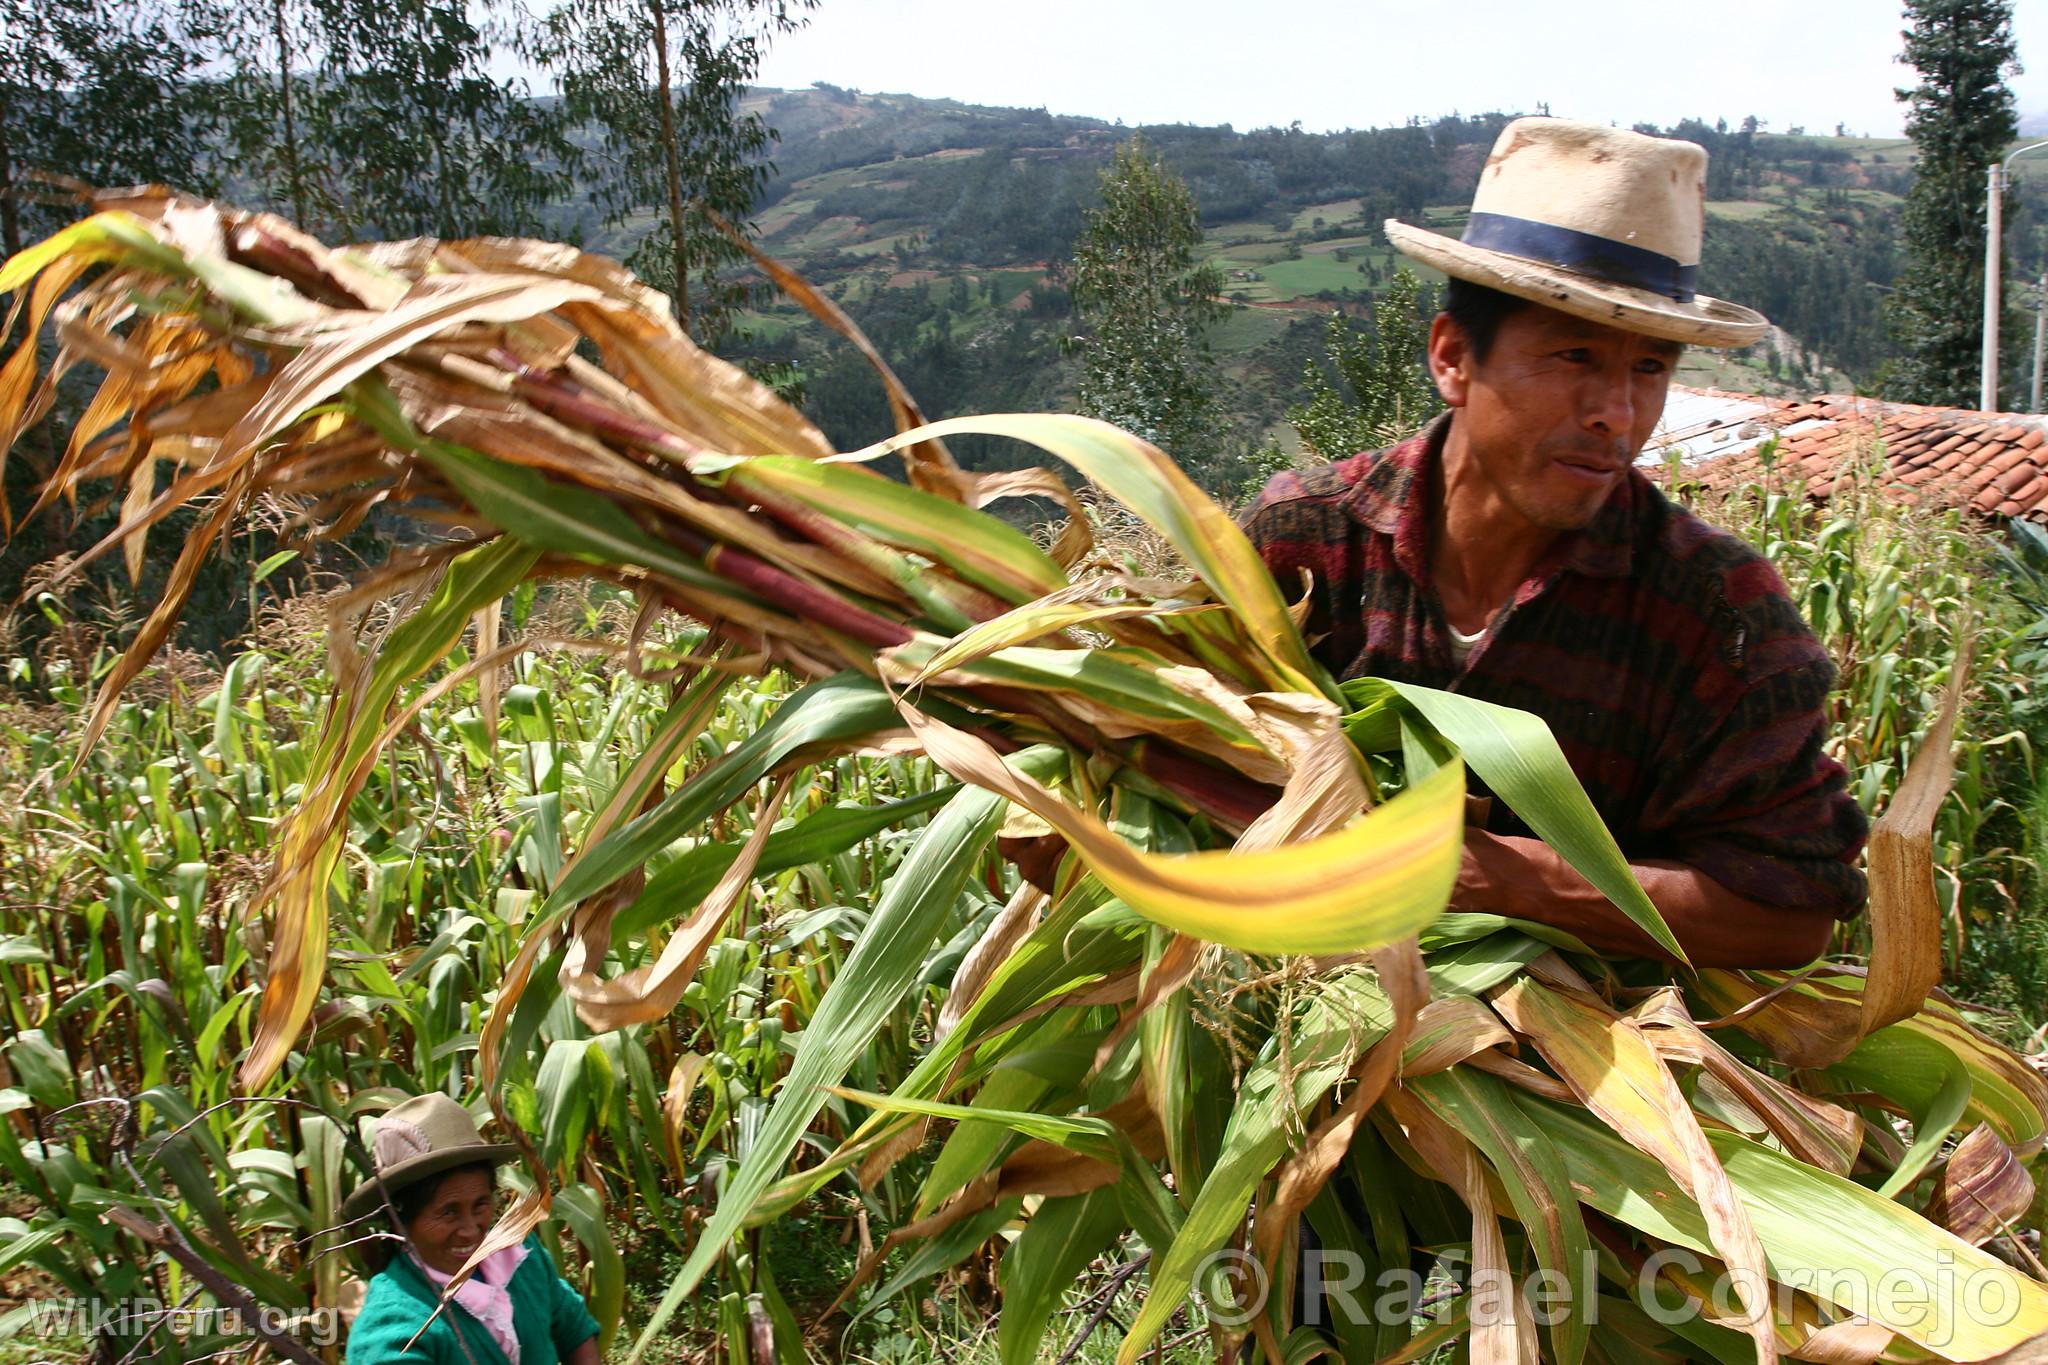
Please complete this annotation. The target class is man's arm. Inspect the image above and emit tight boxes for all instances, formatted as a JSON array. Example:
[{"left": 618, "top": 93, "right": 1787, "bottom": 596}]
[{"left": 1457, "top": 829, "right": 1835, "bottom": 970}]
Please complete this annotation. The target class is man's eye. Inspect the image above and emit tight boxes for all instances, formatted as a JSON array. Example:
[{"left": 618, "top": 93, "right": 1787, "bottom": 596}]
[{"left": 1557, "top": 348, "right": 1592, "bottom": 363}]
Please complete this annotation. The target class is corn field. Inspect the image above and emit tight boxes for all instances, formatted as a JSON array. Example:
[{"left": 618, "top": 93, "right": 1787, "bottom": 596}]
[{"left": 5, "top": 191, "right": 2048, "bottom": 1365}]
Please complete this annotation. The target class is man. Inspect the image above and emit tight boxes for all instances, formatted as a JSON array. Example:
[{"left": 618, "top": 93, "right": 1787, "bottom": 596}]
[{"left": 1243, "top": 118, "right": 1868, "bottom": 969}]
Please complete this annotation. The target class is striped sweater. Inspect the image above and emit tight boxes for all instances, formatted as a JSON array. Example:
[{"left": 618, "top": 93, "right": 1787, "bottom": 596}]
[{"left": 1242, "top": 416, "right": 1868, "bottom": 918}]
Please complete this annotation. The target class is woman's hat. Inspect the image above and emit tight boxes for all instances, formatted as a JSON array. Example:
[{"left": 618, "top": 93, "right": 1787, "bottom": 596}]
[
  {"left": 1384, "top": 117, "right": 1769, "bottom": 349},
  {"left": 341, "top": 1093, "right": 518, "bottom": 1226}
]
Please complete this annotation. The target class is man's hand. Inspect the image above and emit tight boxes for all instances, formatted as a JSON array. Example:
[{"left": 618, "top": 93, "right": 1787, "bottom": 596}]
[{"left": 1454, "top": 829, "right": 1836, "bottom": 970}]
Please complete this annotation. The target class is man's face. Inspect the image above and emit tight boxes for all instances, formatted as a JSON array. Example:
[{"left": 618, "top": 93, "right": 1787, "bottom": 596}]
[{"left": 1430, "top": 304, "right": 1679, "bottom": 533}]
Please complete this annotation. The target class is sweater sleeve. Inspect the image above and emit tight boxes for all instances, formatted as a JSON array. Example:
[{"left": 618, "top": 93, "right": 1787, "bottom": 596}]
[
  {"left": 346, "top": 1273, "right": 447, "bottom": 1365},
  {"left": 1639, "top": 558, "right": 1869, "bottom": 918}
]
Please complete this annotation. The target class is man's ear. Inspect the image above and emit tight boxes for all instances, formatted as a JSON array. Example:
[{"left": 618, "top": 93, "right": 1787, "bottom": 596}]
[{"left": 1428, "top": 312, "right": 1473, "bottom": 408}]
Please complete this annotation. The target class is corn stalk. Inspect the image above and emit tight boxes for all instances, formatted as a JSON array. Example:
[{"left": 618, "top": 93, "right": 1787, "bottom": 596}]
[{"left": 5, "top": 191, "right": 2048, "bottom": 1364}]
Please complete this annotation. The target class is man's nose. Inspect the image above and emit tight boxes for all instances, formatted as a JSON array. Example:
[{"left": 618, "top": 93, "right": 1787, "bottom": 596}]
[{"left": 1582, "top": 368, "right": 1636, "bottom": 437}]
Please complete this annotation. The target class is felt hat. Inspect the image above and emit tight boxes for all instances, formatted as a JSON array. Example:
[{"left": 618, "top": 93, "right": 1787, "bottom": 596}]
[
  {"left": 1384, "top": 117, "right": 1768, "bottom": 348},
  {"left": 341, "top": 1093, "right": 517, "bottom": 1226}
]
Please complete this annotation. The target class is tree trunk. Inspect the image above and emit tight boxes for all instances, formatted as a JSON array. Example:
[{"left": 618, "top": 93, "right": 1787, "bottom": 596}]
[
  {"left": 271, "top": 0, "right": 308, "bottom": 226},
  {"left": 647, "top": 0, "right": 691, "bottom": 329}
]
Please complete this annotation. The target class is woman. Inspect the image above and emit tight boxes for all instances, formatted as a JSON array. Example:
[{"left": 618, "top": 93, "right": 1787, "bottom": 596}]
[{"left": 343, "top": 1094, "right": 601, "bottom": 1365}]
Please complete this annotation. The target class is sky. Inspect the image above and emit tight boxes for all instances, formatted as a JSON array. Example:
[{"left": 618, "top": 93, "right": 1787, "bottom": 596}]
[{"left": 752, "top": 0, "right": 2048, "bottom": 140}]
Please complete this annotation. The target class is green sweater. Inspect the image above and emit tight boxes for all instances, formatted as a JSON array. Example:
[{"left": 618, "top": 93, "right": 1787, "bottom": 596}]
[{"left": 346, "top": 1235, "right": 600, "bottom": 1365}]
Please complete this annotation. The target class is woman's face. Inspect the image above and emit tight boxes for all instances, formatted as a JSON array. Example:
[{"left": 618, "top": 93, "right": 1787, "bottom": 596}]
[{"left": 403, "top": 1166, "right": 498, "bottom": 1275}]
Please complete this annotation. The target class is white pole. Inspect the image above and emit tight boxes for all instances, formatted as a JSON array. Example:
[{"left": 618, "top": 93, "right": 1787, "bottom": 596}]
[
  {"left": 2033, "top": 272, "right": 2047, "bottom": 413},
  {"left": 1983, "top": 162, "right": 2003, "bottom": 413}
]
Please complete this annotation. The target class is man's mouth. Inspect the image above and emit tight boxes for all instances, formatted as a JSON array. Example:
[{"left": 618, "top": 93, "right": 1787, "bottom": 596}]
[{"left": 1553, "top": 455, "right": 1623, "bottom": 486}]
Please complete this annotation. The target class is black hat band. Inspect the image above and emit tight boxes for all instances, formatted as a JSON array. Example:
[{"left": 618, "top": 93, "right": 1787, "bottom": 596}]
[{"left": 1462, "top": 212, "right": 1699, "bottom": 303}]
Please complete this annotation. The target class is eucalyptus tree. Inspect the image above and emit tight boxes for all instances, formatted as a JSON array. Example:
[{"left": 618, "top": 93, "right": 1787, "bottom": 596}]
[
  {"left": 0, "top": 0, "right": 217, "bottom": 259},
  {"left": 1886, "top": 0, "right": 2021, "bottom": 407},
  {"left": 1068, "top": 133, "right": 1228, "bottom": 486},
  {"left": 1288, "top": 266, "right": 1442, "bottom": 461},
  {"left": 210, "top": 0, "right": 334, "bottom": 232},
  {"left": 206, "top": 0, "right": 580, "bottom": 243},
  {"left": 305, "top": 0, "right": 581, "bottom": 241},
  {"left": 535, "top": 0, "right": 814, "bottom": 346}
]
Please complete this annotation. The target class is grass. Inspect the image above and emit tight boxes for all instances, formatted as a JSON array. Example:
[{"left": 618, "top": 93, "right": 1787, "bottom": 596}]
[
  {"left": 1210, "top": 251, "right": 1394, "bottom": 304},
  {"left": 1285, "top": 199, "right": 1366, "bottom": 232},
  {"left": 843, "top": 232, "right": 917, "bottom": 258},
  {"left": 1205, "top": 305, "right": 1297, "bottom": 356},
  {"left": 1706, "top": 199, "right": 1781, "bottom": 222}
]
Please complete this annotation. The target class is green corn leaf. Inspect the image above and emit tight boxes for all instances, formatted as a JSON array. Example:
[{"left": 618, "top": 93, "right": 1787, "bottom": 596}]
[
  {"left": 997, "top": 1188, "right": 1127, "bottom": 1365},
  {"left": 1876, "top": 1050, "right": 1971, "bottom": 1199},
  {"left": 209, "top": 652, "right": 264, "bottom": 768},
  {"left": 853, "top": 1200, "right": 1022, "bottom": 1325},
  {"left": 888, "top": 636, "right": 1267, "bottom": 754},
  {"left": 628, "top": 751, "right": 1062, "bottom": 1359},
  {"left": 0, "top": 1225, "right": 69, "bottom": 1274},
  {"left": 865, "top": 413, "right": 1330, "bottom": 698},
  {"left": 407, "top": 434, "right": 742, "bottom": 604},
  {"left": 1119, "top": 970, "right": 1393, "bottom": 1363},
  {"left": 552, "top": 1183, "right": 625, "bottom": 1352},
  {"left": 1409, "top": 1066, "right": 1592, "bottom": 1365},
  {"left": 722, "top": 456, "right": 1067, "bottom": 603},
  {"left": 1345, "top": 679, "right": 1686, "bottom": 963},
  {"left": 1517, "top": 1092, "right": 2048, "bottom": 1359},
  {"left": 746, "top": 879, "right": 1144, "bottom": 1227},
  {"left": 612, "top": 787, "right": 957, "bottom": 938},
  {"left": 549, "top": 672, "right": 903, "bottom": 908},
  {"left": 832, "top": 1086, "right": 1121, "bottom": 1161},
  {"left": 1829, "top": 1014, "right": 2045, "bottom": 1155},
  {"left": 917, "top": 1012, "right": 1088, "bottom": 1217},
  {"left": 537, "top": 1040, "right": 592, "bottom": 1173}
]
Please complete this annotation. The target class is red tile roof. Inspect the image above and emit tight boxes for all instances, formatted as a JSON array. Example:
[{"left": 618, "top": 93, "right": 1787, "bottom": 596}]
[{"left": 1640, "top": 388, "right": 2048, "bottom": 522}]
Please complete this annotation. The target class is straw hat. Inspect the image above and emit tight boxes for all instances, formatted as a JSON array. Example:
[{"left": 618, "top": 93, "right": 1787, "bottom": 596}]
[
  {"left": 1385, "top": 118, "right": 1768, "bottom": 348},
  {"left": 341, "top": 1094, "right": 517, "bottom": 1225}
]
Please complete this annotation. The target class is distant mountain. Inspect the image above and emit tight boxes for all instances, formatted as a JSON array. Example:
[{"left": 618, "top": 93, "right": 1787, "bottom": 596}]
[
  {"left": 660, "top": 87, "right": 2043, "bottom": 468},
  {"left": 2022, "top": 109, "right": 2048, "bottom": 137}
]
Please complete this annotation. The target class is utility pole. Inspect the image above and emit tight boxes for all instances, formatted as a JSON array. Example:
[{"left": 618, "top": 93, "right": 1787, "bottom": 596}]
[
  {"left": 1982, "top": 140, "right": 2048, "bottom": 412},
  {"left": 1984, "top": 163, "right": 2003, "bottom": 411},
  {"left": 2033, "top": 271, "right": 2047, "bottom": 413}
]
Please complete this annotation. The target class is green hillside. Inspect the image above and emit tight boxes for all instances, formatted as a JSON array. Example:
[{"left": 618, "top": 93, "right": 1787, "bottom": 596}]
[{"left": 649, "top": 88, "right": 2047, "bottom": 470}]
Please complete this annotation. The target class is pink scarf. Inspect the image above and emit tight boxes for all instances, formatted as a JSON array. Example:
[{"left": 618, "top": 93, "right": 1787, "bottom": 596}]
[{"left": 410, "top": 1242, "right": 529, "bottom": 1365}]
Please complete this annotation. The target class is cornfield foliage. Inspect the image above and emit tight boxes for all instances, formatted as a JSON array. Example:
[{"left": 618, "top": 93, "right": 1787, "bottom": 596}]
[{"left": 3, "top": 190, "right": 2048, "bottom": 1365}]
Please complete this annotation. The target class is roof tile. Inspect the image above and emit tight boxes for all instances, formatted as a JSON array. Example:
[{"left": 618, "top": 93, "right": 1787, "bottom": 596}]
[
  {"left": 1655, "top": 387, "right": 2048, "bottom": 522},
  {"left": 2006, "top": 473, "right": 2047, "bottom": 507},
  {"left": 1987, "top": 449, "right": 2032, "bottom": 480},
  {"left": 1997, "top": 462, "right": 2038, "bottom": 494}
]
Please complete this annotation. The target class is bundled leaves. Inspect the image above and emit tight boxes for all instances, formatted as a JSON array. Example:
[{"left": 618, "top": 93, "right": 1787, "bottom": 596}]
[{"left": 6, "top": 191, "right": 2048, "bottom": 1364}]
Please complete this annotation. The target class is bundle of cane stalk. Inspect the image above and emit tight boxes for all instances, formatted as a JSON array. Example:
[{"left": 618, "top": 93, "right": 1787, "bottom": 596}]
[{"left": 7, "top": 190, "right": 2048, "bottom": 1365}]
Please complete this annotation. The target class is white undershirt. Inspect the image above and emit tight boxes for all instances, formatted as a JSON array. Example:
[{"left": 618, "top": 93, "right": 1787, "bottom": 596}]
[{"left": 1448, "top": 621, "right": 1488, "bottom": 667}]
